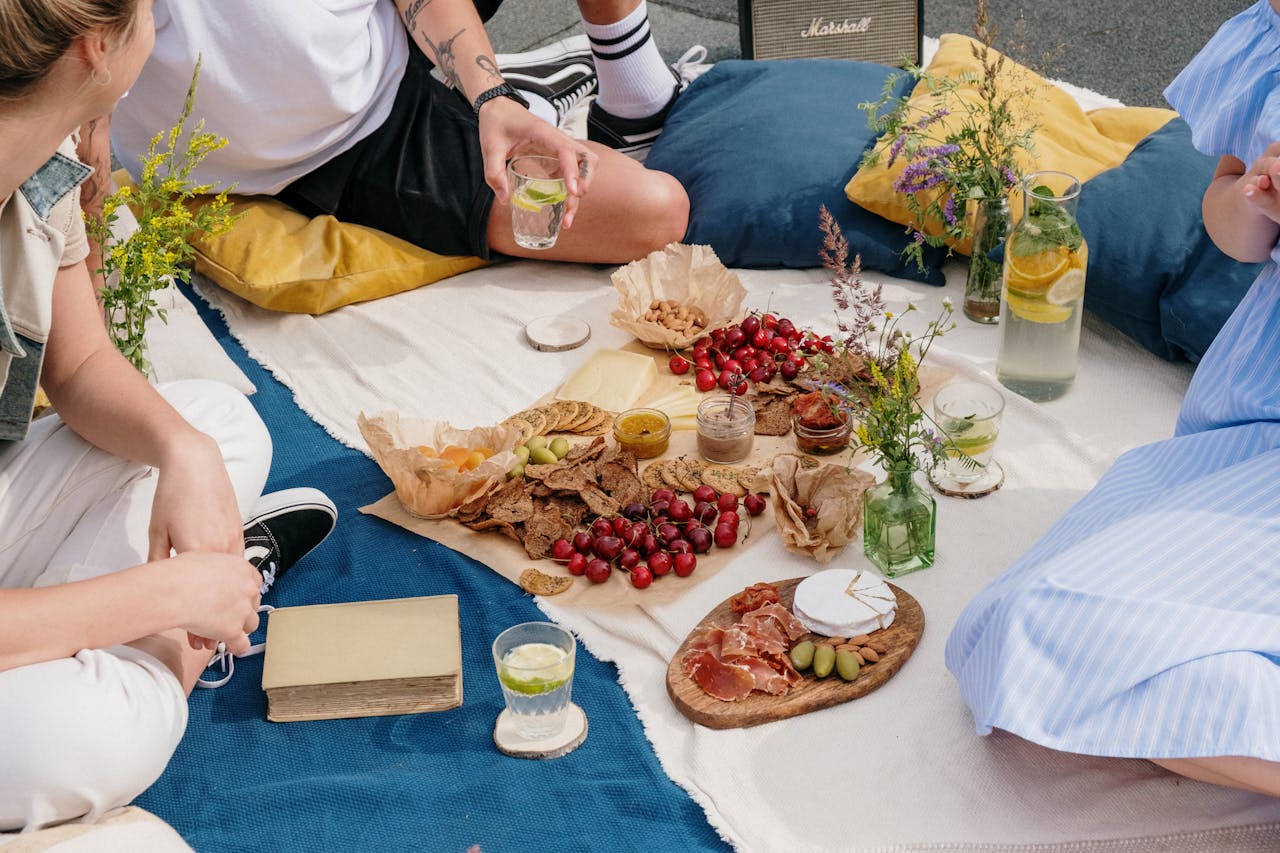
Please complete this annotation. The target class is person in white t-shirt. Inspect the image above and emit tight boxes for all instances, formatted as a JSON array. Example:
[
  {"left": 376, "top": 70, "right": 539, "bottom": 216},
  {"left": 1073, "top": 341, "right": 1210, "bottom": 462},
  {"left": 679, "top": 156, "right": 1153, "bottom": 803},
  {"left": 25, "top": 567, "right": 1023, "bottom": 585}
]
[{"left": 100, "top": 0, "right": 694, "bottom": 265}]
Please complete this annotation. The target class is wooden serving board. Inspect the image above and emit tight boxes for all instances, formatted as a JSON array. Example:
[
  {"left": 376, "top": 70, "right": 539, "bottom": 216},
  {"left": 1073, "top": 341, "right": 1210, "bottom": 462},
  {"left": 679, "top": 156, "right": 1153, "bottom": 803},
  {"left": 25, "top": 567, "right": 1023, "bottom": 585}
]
[{"left": 666, "top": 577, "right": 924, "bottom": 729}]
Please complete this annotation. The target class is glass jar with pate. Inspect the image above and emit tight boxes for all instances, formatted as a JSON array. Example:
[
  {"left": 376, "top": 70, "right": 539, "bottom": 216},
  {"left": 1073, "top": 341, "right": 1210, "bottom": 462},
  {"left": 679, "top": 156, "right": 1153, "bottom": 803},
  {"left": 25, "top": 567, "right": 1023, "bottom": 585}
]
[
  {"left": 612, "top": 408, "right": 671, "bottom": 458},
  {"left": 696, "top": 395, "right": 755, "bottom": 463}
]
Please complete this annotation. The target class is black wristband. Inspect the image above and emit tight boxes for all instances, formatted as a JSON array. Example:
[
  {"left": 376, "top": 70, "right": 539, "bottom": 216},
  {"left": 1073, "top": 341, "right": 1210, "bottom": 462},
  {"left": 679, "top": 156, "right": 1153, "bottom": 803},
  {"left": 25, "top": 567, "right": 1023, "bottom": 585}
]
[{"left": 472, "top": 83, "right": 530, "bottom": 116}]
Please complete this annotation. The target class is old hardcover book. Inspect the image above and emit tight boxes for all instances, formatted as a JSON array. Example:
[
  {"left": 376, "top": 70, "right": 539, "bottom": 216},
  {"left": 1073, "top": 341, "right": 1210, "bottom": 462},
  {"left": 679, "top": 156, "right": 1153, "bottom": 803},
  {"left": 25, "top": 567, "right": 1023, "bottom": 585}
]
[{"left": 261, "top": 594, "right": 462, "bottom": 722}]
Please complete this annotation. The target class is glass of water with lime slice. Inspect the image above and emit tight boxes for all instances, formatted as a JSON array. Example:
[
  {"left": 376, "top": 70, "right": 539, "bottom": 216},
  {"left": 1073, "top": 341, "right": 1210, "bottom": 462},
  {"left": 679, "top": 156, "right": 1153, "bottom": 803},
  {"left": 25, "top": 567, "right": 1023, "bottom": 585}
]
[
  {"left": 931, "top": 381, "right": 1006, "bottom": 497},
  {"left": 508, "top": 155, "right": 568, "bottom": 250},
  {"left": 492, "top": 621, "right": 576, "bottom": 739}
]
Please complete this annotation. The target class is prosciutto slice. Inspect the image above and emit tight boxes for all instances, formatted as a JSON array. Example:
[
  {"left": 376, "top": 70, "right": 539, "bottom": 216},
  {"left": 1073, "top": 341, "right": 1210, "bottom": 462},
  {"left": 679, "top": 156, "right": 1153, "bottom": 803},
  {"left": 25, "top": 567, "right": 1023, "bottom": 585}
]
[{"left": 681, "top": 593, "right": 809, "bottom": 702}]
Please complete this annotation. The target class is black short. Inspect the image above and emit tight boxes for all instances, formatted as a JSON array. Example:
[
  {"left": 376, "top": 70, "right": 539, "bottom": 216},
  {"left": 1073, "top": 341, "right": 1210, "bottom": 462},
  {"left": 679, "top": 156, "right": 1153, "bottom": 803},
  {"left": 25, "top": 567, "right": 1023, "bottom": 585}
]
[{"left": 277, "top": 4, "right": 506, "bottom": 259}]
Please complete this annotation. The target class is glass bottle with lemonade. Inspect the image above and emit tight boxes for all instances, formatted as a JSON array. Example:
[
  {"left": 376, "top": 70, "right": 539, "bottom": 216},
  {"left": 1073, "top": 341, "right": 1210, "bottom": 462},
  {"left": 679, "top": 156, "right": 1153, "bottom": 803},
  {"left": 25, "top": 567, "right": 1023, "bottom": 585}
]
[{"left": 996, "top": 172, "right": 1087, "bottom": 401}]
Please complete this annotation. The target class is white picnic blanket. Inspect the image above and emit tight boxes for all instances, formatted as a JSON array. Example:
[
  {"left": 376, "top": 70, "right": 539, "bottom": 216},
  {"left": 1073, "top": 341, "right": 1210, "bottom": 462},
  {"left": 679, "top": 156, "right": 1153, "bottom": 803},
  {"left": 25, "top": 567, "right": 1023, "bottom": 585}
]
[{"left": 191, "top": 253, "right": 1280, "bottom": 851}]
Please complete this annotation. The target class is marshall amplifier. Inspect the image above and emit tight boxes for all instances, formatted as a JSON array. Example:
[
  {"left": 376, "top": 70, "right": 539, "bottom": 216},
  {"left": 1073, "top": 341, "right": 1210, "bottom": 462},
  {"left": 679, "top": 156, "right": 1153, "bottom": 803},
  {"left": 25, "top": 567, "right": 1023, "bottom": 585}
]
[{"left": 738, "top": 0, "right": 923, "bottom": 66}]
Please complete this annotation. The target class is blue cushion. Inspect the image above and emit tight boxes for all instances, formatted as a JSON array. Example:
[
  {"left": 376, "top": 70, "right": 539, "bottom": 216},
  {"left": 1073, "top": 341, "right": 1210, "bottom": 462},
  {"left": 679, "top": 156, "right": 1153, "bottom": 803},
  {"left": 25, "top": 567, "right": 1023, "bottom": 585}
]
[
  {"left": 1079, "top": 117, "right": 1262, "bottom": 362},
  {"left": 647, "top": 59, "right": 947, "bottom": 285}
]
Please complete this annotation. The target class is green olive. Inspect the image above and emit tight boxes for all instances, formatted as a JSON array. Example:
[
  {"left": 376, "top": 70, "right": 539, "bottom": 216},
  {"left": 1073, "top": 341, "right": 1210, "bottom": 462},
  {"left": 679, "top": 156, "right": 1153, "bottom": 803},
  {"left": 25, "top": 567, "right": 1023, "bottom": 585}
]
[
  {"left": 507, "top": 463, "right": 526, "bottom": 480},
  {"left": 789, "top": 640, "right": 815, "bottom": 671},
  {"left": 549, "top": 436, "right": 570, "bottom": 459},
  {"left": 513, "top": 445, "right": 531, "bottom": 464},
  {"left": 835, "top": 650, "right": 861, "bottom": 682},
  {"left": 525, "top": 435, "right": 548, "bottom": 451},
  {"left": 812, "top": 644, "right": 836, "bottom": 679},
  {"left": 528, "top": 446, "right": 558, "bottom": 465}
]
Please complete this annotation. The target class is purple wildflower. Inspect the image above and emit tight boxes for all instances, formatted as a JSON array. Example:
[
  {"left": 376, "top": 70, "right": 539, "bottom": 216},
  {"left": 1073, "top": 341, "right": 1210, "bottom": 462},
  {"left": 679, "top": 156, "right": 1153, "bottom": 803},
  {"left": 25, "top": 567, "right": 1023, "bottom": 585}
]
[
  {"left": 893, "top": 162, "right": 947, "bottom": 194},
  {"left": 919, "top": 144, "right": 961, "bottom": 161},
  {"left": 1000, "top": 166, "right": 1018, "bottom": 187},
  {"left": 916, "top": 107, "right": 950, "bottom": 129},
  {"left": 887, "top": 134, "right": 907, "bottom": 166},
  {"left": 942, "top": 194, "right": 957, "bottom": 227}
]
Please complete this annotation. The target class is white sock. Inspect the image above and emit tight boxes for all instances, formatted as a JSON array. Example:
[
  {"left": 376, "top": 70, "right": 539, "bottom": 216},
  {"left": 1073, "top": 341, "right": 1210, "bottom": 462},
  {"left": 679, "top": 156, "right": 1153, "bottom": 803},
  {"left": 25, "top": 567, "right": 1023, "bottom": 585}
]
[
  {"left": 518, "top": 90, "right": 559, "bottom": 127},
  {"left": 584, "top": 2, "right": 675, "bottom": 119}
]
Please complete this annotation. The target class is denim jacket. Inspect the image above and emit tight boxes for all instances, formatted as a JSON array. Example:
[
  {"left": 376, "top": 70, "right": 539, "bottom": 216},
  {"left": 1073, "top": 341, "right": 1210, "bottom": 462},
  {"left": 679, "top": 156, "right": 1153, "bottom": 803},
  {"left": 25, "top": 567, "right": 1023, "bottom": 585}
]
[{"left": 0, "top": 137, "right": 92, "bottom": 443}]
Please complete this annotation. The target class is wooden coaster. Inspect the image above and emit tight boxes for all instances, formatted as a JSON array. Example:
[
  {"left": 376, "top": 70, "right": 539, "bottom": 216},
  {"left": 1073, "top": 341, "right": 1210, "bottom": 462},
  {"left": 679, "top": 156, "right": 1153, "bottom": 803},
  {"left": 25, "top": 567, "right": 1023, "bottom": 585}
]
[
  {"left": 929, "top": 459, "right": 1005, "bottom": 499},
  {"left": 493, "top": 702, "right": 588, "bottom": 759}
]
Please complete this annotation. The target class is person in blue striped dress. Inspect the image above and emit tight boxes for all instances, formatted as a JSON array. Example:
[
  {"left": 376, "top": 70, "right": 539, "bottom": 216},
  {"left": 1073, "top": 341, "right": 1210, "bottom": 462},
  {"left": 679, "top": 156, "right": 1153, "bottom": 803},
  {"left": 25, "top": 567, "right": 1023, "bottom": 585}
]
[{"left": 945, "top": 0, "right": 1280, "bottom": 797}]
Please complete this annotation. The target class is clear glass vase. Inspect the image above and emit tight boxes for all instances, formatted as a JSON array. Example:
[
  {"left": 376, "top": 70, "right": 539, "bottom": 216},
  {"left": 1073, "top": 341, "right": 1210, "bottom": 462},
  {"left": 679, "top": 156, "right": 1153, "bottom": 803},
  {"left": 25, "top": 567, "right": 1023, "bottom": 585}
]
[
  {"left": 963, "top": 196, "right": 1009, "bottom": 324},
  {"left": 862, "top": 462, "right": 936, "bottom": 577}
]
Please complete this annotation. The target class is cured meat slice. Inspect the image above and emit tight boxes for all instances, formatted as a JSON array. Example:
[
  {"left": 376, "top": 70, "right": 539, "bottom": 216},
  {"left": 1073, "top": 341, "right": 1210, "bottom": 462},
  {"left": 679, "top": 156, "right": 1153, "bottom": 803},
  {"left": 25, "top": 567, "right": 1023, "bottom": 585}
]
[
  {"left": 730, "top": 582, "right": 780, "bottom": 614},
  {"left": 749, "top": 601, "right": 809, "bottom": 641},
  {"left": 719, "top": 624, "right": 759, "bottom": 660},
  {"left": 737, "top": 656, "right": 791, "bottom": 695},
  {"left": 684, "top": 649, "right": 755, "bottom": 701}
]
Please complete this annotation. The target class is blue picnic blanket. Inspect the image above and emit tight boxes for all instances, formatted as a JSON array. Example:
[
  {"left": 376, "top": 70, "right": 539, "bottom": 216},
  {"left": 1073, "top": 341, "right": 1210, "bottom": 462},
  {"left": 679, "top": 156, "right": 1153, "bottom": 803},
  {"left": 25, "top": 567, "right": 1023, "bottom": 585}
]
[{"left": 135, "top": 286, "right": 730, "bottom": 853}]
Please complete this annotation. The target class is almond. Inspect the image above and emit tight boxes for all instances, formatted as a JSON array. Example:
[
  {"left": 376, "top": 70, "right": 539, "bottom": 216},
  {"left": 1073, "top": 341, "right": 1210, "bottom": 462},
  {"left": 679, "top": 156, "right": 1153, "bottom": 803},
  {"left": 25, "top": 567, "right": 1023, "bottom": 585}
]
[
  {"left": 859, "top": 646, "right": 880, "bottom": 663},
  {"left": 847, "top": 634, "right": 872, "bottom": 646}
]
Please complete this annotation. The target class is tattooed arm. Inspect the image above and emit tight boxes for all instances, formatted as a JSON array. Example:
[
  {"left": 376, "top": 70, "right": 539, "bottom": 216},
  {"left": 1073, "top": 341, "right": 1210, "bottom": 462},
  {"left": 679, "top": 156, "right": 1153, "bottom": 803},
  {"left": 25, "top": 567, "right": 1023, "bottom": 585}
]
[
  {"left": 76, "top": 114, "right": 113, "bottom": 297},
  {"left": 391, "top": 0, "right": 595, "bottom": 225}
]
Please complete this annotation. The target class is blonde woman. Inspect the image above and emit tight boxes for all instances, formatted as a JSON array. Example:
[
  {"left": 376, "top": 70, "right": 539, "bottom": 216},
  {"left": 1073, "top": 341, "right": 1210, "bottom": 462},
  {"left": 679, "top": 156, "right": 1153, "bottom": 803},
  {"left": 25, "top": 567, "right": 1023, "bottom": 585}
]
[{"left": 0, "top": 0, "right": 335, "bottom": 832}]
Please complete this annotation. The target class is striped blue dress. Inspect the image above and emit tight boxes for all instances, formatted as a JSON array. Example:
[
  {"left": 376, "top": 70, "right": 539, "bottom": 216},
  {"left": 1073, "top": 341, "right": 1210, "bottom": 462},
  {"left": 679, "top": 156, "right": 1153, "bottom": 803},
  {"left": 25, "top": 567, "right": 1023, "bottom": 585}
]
[{"left": 944, "top": 0, "right": 1280, "bottom": 761}]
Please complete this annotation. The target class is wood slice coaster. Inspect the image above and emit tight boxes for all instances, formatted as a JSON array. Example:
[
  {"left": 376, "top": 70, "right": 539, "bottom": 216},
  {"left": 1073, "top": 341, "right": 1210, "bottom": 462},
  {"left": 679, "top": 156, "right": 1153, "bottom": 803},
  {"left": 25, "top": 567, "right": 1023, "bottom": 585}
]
[
  {"left": 494, "top": 702, "right": 588, "bottom": 759},
  {"left": 666, "top": 577, "right": 924, "bottom": 729}
]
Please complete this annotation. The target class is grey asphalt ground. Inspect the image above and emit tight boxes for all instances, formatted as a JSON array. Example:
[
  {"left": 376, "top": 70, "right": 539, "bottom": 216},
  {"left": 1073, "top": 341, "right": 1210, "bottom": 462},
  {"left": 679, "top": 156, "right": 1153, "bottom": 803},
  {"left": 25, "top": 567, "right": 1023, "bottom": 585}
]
[{"left": 488, "top": 1, "right": 1253, "bottom": 108}]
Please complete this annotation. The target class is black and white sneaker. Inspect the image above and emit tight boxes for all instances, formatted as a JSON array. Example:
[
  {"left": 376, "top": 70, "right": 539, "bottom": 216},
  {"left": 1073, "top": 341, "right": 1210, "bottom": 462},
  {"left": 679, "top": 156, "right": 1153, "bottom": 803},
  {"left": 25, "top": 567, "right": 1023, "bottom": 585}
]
[
  {"left": 243, "top": 487, "right": 337, "bottom": 596},
  {"left": 586, "top": 45, "right": 709, "bottom": 162},
  {"left": 497, "top": 35, "right": 598, "bottom": 127}
]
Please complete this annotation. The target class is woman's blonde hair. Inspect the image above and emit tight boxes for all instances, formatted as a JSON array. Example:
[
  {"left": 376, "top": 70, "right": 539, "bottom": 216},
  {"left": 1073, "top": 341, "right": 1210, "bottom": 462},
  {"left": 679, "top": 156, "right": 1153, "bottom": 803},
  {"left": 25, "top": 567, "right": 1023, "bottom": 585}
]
[{"left": 0, "top": 0, "right": 140, "bottom": 98}]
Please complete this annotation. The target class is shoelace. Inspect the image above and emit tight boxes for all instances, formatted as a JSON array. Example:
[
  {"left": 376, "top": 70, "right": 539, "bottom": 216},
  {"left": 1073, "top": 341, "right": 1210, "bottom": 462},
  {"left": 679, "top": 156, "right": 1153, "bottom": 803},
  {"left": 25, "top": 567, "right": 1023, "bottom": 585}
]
[
  {"left": 258, "top": 558, "right": 278, "bottom": 596},
  {"left": 554, "top": 77, "right": 598, "bottom": 126},
  {"left": 671, "top": 45, "right": 710, "bottom": 89},
  {"left": 195, "top": 604, "right": 274, "bottom": 689}
]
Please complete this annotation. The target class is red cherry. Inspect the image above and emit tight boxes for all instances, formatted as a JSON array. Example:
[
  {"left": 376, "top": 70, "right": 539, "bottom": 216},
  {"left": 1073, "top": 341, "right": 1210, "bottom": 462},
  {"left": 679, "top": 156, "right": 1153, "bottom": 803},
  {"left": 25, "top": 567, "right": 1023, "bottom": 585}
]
[
  {"left": 551, "top": 538, "right": 575, "bottom": 561},
  {"left": 612, "top": 516, "right": 631, "bottom": 536},
  {"left": 572, "top": 531, "right": 594, "bottom": 554},
  {"left": 668, "top": 354, "right": 691, "bottom": 375},
  {"left": 629, "top": 565, "right": 654, "bottom": 589},
  {"left": 673, "top": 552, "right": 697, "bottom": 577},
  {"left": 593, "top": 535, "right": 624, "bottom": 561},
  {"left": 777, "top": 318, "right": 797, "bottom": 338},
  {"left": 667, "top": 538, "right": 692, "bottom": 555},
  {"left": 667, "top": 499, "right": 693, "bottom": 523},
  {"left": 751, "top": 328, "right": 771, "bottom": 349},
  {"left": 716, "top": 369, "right": 735, "bottom": 390},
  {"left": 619, "top": 549, "right": 642, "bottom": 571},
  {"left": 714, "top": 351, "right": 729, "bottom": 370},
  {"left": 686, "top": 526, "right": 713, "bottom": 553},
  {"left": 714, "top": 523, "right": 738, "bottom": 548},
  {"left": 651, "top": 488, "right": 676, "bottom": 504},
  {"left": 724, "top": 326, "right": 746, "bottom": 349},
  {"left": 732, "top": 381, "right": 749, "bottom": 396},
  {"left": 770, "top": 336, "right": 791, "bottom": 354},
  {"left": 719, "top": 510, "right": 740, "bottom": 529},
  {"left": 780, "top": 361, "right": 800, "bottom": 381},
  {"left": 787, "top": 352, "right": 806, "bottom": 368},
  {"left": 648, "top": 551, "right": 673, "bottom": 577},
  {"left": 649, "top": 499, "right": 671, "bottom": 518},
  {"left": 692, "top": 484, "right": 717, "bottom": 503},
  {"left": 566, "top": 552, "right": 588, "bottom": 575},
  {"left": 743, "top": 493, "right": 767, "bottom": 516},
  {"left": 692, "top": 500, "right": 718, "bottom": 524},
  {"left": 657, "top": 521, "right": 683, "bottom": 543},
  {"left": 623, "top": 521, "right": 648, "bottom": 548},
  {"left": 762, "top": 313, "right": 779, "bottom": 330},
  {"left": 695, "top": 369, "right": 717, "bottom": 392},
  {"left": 585, "top": 558, "right": 612, "bottom": 583},
  {"left": 640, "top": 532, "right": 661, "bottom": 556},
  {"left": 747, "top": 366, "right": 771, "bottom": 384},
  {"left": 741, "top": 315, "right": 761, "bottom": 336},
  {"left": 716, "top": 493, "right": 739, "bottom": 513},
  {"left": 591, "top": 518, "right": 614, "bottom": 538},
  {"left": 695, "top": 356, "right": 714, "bottom": 372}
]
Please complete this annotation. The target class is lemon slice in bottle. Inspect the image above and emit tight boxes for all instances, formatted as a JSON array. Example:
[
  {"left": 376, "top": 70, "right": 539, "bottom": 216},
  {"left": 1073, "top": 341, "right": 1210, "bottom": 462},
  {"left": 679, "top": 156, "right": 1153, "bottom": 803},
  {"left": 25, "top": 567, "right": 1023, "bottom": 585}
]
[
  {"left": 1045, "top": 269, "right": 1086, "bottom": 305},
  {"left": 1004, "top": 290, "right": 1073, "bottom": 324}
]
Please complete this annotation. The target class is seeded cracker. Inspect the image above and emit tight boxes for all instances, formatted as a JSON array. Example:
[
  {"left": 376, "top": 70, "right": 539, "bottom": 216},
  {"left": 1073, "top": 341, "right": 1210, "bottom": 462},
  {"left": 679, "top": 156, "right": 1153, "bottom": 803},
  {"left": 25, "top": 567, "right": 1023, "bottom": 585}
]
[
  {"left": 548, "top": 399, "right": 581, "bottom": 432},
  {"left": 641, "top": 461, "right": 668, "bottom": 494},
  {"left": 501, "top": 416, "right": 535, "bottom": 446},
  {"left": 519, "top": 568, "right": 573, "bottom": 596},
  {"left": 562, "top": 401, "right": 598, "bottom": 432},
  {"left": 577, "top": 411, "right": 615, "bottom": 437},
  {"left": 676, "top": 456, "right": 706, "bottom": 492},
  {"left": 509, "top": 407, "right": 548, "bottom": 437},
  {"left": 659, "top": 458, "right": 687, "bottom": 492},
  {"left": 702, "top": 464, "right": 746, "bottom": 497}
]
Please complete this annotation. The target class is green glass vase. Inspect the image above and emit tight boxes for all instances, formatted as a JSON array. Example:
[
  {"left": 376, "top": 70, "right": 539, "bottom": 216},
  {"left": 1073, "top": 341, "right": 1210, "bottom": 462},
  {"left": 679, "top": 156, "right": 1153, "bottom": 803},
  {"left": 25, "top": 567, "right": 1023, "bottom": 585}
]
[{"left": 862, "top": 462, "right": 936, "bottom": 577}]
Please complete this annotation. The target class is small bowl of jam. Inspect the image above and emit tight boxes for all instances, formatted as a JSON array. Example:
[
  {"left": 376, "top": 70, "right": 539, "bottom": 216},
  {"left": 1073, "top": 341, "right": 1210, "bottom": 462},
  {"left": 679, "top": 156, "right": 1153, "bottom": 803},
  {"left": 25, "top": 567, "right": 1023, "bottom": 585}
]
[{"left": 612, "top": 408, "right": 671, "bottom": 458}]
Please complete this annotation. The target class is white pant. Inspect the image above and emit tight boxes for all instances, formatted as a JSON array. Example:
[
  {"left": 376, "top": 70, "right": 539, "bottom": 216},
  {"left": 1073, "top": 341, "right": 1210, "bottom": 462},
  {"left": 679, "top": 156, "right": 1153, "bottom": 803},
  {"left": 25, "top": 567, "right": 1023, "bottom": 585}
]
[{"left": 0, "top": 380, "right": 271, "bottom": 833}]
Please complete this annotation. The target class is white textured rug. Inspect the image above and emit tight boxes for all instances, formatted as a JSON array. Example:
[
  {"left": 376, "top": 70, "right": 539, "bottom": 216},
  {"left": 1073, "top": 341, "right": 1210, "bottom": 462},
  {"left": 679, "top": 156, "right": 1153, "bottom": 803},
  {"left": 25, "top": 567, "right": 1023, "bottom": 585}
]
[{"left": 183, "top": 41, "right": 1280, "bottom": 852}]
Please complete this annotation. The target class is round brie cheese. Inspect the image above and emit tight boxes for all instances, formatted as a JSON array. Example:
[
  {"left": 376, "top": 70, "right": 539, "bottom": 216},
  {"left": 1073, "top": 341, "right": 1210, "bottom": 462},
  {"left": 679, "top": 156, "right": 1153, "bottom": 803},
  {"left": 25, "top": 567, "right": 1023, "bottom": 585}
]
[{"left": 792, "top": 568, "right": 897, "bottom": 637}]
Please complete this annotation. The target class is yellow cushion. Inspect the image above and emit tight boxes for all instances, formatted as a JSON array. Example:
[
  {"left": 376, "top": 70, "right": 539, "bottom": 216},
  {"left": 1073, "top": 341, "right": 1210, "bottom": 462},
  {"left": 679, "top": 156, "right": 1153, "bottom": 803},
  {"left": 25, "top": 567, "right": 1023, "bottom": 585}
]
[
  {"left": 845, "top": 34, "right": 1177, "bottom": 255},
  {"left": 190, "top": 196, "right": 488, "bottom": 314}
]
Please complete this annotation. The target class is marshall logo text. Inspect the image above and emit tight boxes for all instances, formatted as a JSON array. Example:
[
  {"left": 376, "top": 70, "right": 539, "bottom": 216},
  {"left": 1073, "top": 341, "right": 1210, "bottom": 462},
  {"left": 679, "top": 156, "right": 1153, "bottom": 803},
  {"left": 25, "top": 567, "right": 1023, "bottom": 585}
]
[{"left": 800, "top": 16, "right": 872, "bottom": 38}]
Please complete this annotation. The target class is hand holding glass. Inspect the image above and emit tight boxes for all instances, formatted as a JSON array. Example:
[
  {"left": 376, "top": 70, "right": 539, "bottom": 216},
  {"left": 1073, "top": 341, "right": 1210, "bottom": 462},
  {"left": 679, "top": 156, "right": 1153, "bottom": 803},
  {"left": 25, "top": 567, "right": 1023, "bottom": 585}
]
[
  {"left": 508, "top": 155, "right": 568, "bottom": 250},
  {"left": 932, "top": 382, "right": 1005, "bottom": 493},
  {"left": 492, "top": 621, "right": 576, "bottom": 739}
]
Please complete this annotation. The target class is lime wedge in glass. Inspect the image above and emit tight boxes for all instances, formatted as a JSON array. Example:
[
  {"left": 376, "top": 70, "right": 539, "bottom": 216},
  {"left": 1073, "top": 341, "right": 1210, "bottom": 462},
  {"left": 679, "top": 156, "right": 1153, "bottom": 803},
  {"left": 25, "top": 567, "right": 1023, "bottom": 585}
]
[{"left": 498, "top": 642, "right": 571, "bottom": 695}]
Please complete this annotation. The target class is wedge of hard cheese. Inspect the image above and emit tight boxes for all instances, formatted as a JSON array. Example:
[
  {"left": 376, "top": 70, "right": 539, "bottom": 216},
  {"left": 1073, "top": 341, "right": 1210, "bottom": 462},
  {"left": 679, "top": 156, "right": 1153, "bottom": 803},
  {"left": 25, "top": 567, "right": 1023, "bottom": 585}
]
[
  {"left": 792, "top": 568, "right": 897, "bottom": 637},
  {"left": 556, "top": 349, "right": 658, "bottom": 413}
]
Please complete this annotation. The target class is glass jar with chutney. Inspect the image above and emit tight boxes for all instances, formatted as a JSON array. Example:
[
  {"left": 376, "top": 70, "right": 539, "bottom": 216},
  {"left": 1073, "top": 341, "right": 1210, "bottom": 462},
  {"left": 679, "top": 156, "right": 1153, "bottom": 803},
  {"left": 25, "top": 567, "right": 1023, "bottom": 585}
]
[
  {"left": 612, "top": 408, "right": 671, "bottom": 459},
  {"left": 791, "top": 390, "right": 851, "bottom": 456}
]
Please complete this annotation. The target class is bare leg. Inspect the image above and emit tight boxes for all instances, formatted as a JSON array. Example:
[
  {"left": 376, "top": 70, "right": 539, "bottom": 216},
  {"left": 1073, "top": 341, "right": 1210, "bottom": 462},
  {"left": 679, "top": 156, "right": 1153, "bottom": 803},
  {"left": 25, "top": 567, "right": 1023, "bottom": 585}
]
[
  {"left": 1152, "top": 757, "right": 1280, "bottom": 797},
  {"left": 576, "top": 0, "right": 642, "bottom": 25},
  {"left": 129, "top": 631, "right": 228, "bottom": 695},
  {"left": 487, "top": 139, "right": 688, "bottom": 263}
]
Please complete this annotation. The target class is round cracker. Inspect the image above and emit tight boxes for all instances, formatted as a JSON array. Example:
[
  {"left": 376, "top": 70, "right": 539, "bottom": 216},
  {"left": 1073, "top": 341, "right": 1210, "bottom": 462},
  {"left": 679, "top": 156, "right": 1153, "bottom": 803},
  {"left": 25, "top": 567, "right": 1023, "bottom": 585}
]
[
  {"left": 577, "top": 411, "right": 614, "bottom": 437},
  {"left": 548, "top": 399, "right": 582, "bottom": 432},
  {"left": 502, "top": 417, "right": 535, "bottom": 446},
  {"left": 519, "top": 568, "right": 574, "bottom": 596},
  {"left": 702, "top": 464, "right": 746, "bottom": 497},
  {"left": 659, "top": 458, "right": 687, "bottom": 492},
  {"left": 641, "top": 461, "right": 669, "bottom": 495},
  {"left": 676, "top": 456, "right": 706, "bottom": 492},
  {"left": 511, "top": 406, "right": 549, "bottom": 437}
]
